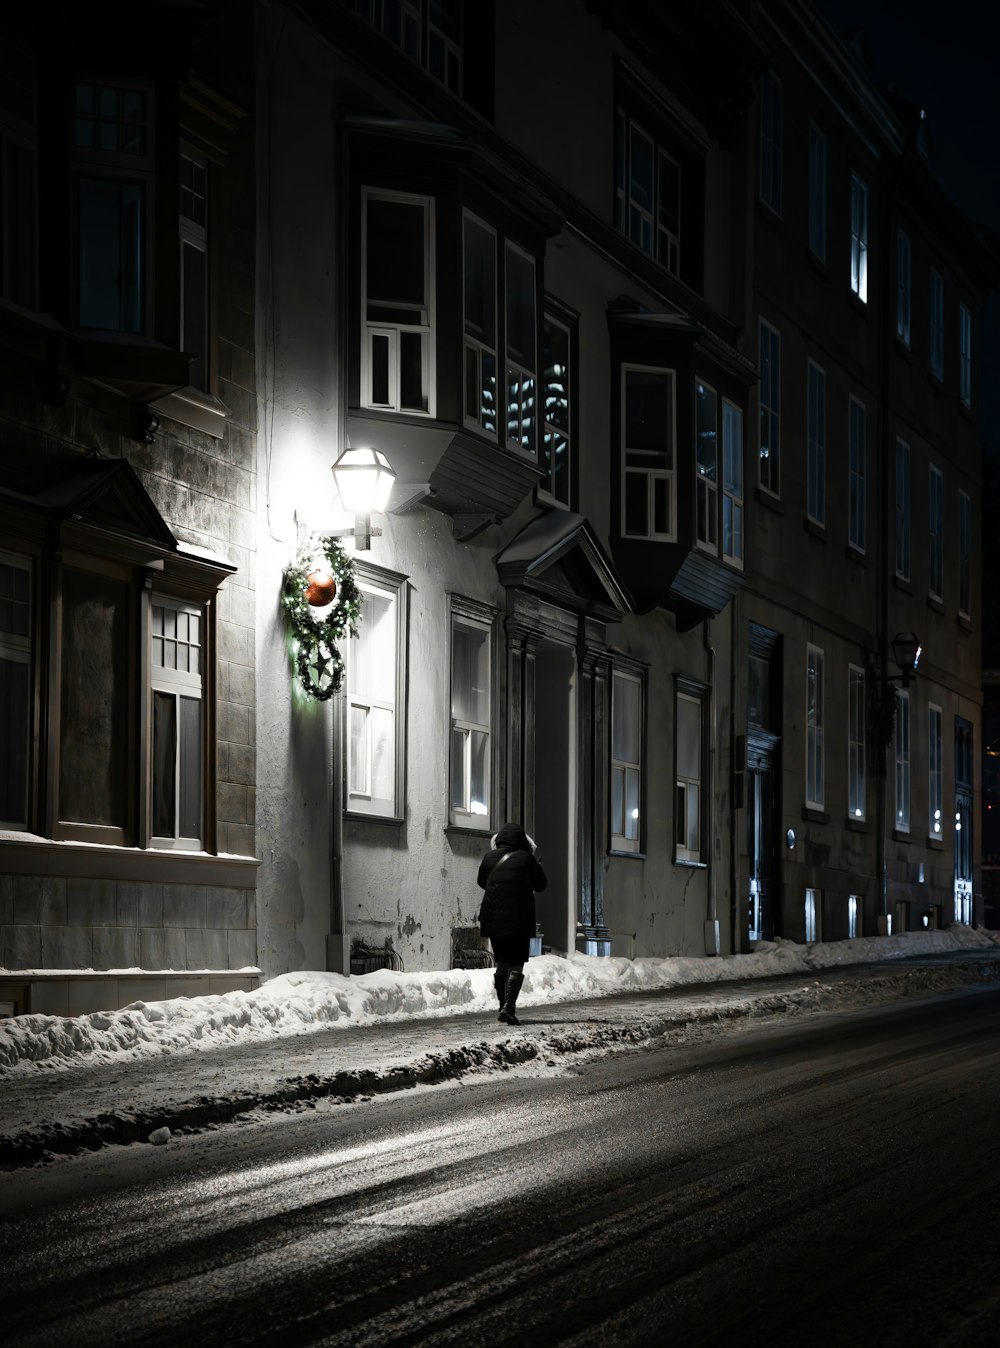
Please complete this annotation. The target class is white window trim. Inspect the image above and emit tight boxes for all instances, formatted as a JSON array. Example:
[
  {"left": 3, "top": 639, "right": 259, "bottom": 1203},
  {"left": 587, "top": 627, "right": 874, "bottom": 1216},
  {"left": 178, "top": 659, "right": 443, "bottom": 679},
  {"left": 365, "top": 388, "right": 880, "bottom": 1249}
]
[
  {"left": 361, "top": 186, "right": 436, "bottom": 418},
  {"left": 345, "top": 563, "right": 409, "bottom": 822},
  {"left": 848, "top": 894, "right": 860, "bottom": 940},
  {"left": 804, "top": 887, "right": 821, "bottom": 943},
  {"left": 621, "top": 364, "right": 676, "bottom": 542},
  {"left": 806, "top": 643, "right": 824, "bottom": 810},
  {"left": 611, "top": 666, "right": 644, "bottom": 854},
  {"left": 448, "top": 597, "right": 494, "bottom": 831}
]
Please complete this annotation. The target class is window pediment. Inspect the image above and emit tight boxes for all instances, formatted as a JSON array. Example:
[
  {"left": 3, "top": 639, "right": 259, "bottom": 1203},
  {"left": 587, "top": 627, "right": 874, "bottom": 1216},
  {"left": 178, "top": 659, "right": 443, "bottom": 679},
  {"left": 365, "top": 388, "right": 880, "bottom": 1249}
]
[{"left": 496, "top": 511, "right": 631, "bottom": 622}]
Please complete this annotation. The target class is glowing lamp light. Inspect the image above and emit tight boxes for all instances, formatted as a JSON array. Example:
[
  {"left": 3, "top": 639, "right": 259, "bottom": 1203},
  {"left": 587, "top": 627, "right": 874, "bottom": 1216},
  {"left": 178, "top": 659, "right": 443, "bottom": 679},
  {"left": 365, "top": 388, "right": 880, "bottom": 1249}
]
[{"left": 332, "top": 446, "right": 395, "bottom": 515}]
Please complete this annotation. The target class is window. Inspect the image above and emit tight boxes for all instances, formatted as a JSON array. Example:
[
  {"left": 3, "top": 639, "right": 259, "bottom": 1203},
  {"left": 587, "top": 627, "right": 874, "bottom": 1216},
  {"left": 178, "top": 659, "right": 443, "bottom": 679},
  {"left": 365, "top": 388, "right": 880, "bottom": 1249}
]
[
  {"left": 850, "top": 172, "right": 868, "bottom": 303},
  {"left": 180, "top": 152, "right": 208, "bottom": 391},
  {"left": 363, "top": 188, "right": 434, "bottom": 415},
  {"left": 463, "top": 211, "right": 497, "bottom": 436},
  {"left": 0, "top": 37, "right": 37, "bottom": 309},
  {"left": 895, "top": 438, "right": 910, "bottom": 581},
  {"left": 611, "top": 668, "right": 642, "bottom": 853},
  {"left": 759, "top": 70, "right": 782, "bottom": 215},
  {"left": 896, "top": 230, "right": 911, "bottom": 344},
  {"left": 505, "top": 241, "right": 537, "bottom": 454},
  {"left": 74, "top": 80, "right": 151, "bottom": 332},
  {"left": 929, "top": 465, "right": 943, "bottom": 602},
  {"left": 345, "top": 0, "right": 462, "bottom": 95},
  {"left": 848, "top": 396, "right": 866, "bottom": 553},
  {"left": 150, "top": 600, "right": 204, "bottom": 849},
  {"left": 807, "top": 360, "right": 825, "bottom": 526},
  {"left": 621, "top": 366, "right": 675, "bottom": 540},
  {"left": 541, "top": 310, "right": 572, "bottom": 506},
  {"left": 895, "top": 690, "right": 910, "bottom": 832},
  {"left": 959, "top": 302, "right": 972, "bottom": 406},
  {"left": 676, "top": 688, "right": 703, "bottom": 862},
  {"left": 848, "top": 665, "right": 865, "bottom": 820},
  {"left": 346, "top": 566, "right": 408, "bottom": 820},
  {"left": 930, "top": 268, "right": 944, "bottom": 380},
  {"left": 695, "top": 380, "right": 718, "bottom": 551},
  {"left": 804, "top": 888, "right": 820, "bottom": 943},
  {"left": 808, "top": 122, "right": 826, "bottom": 261},
  {"left": 959, "top": 490, "right": 972, "bottom": 618},
  {"left": 806, "top": 644, "right": 824, "bottom": 809},
  {"left": 449, "top": 601, "right": 492, "bottom": 829},
  {"left": 615, "top": 108, "right": 681, "bottom": 275},
  {"left": 0, "top": 554, "right": 31, "bottom": 829},
  {"left": 759, "top": 320, "right": 780, "bottom": 495},
  {"left": 848, "top": 894, "right": 860, "bottom": 940},
  {"left": 722, "top": 400, "right": 744, "bottom": 567},
  {"left": 928, "top": 704, "right": 943, "bottom": 840}
]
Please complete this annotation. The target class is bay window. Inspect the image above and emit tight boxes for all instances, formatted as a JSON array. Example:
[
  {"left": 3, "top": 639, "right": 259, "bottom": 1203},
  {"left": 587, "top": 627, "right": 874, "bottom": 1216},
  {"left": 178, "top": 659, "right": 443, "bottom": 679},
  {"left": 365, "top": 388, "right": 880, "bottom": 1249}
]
[
  {"left": 504, "top": 241, "right": 537, "bottom": 453},
  {"left": 541, "top": 309, "right": 573, "bottom": 506},
  {"left": 621, "top": 366, "right": 675, "bottom": 541},
  {"left": 362, "top": 187, "right": 435, "bottom": 415},
  {"left": 695, "top": 380, "right": 718, "bottom": 552}
]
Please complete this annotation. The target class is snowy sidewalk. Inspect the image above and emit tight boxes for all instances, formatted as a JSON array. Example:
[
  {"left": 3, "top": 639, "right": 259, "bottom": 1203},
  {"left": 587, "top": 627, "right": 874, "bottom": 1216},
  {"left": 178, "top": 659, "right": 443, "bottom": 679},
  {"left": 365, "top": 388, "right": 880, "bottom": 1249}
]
[{"left": 2, "top": 927, "right": 999, "bottom": 1167}]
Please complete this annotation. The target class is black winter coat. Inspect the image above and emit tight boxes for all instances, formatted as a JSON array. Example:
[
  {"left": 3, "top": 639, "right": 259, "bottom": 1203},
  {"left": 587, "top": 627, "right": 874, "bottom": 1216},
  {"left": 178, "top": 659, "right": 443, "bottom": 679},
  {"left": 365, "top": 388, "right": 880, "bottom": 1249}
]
[{"left": 476, "top": 822, "right": 548, "bottom": 944}]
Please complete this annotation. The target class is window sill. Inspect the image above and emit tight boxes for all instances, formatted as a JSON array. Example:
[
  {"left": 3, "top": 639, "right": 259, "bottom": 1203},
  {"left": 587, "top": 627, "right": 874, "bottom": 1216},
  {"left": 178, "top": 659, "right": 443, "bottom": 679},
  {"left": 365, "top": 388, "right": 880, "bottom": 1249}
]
[
  {"left": 847, "top": 290, "right": 869, "bottom": 316},
  {"left": 893, "top": 334, "right": 914, "bottom": 362},
  {"left": 927, "top": 594, "right": 945, "bottom": 614},
  {"left": 148, "top": 386, "right": 230, "bottom": 440},
  {"left": 844, "top": 816, "right": 868, "bottom": 833},
  {"left": 754, "top": 486, "right": 784, "bottom": 514},
  {"left": 344, "top": 810, "right": 405, "bottom": 827},
  {"left": 957, "top": 612, "right": 973, "bottom": 632},
  {"left": 802, "top": 806, "right": 829, "bottom": 823},
  {"left": 0, "top": 834, "right": 258, "bottom": 887},
  {"left": 675, "top": 857, "right": 708, "bottom": 869},
  {"left": 845, "top": 544, "right": 867, "bottom": 566},
  {"left": 958, "top": 398, "right": 974, "bottom": 422},
  {"left": 927, "top": 369, "right": 944, "bottom": 395},
  {"left": 927, "top": 837, "right": 945, "bottom": 850},
  {"left": 892, "top": 828, "right": 912, "bottom": 842},
  {"left": 805, "top": 249, "right": 830, "bottom": 282},
  {"left": 608, "top": 847, "right": 646, "bottom": 860},
  {"left": 893, "top": 574, "right": 912, "bottom": 595},
  {"left": 445, "top": 823, "right": 493, "bottom": 839},
  {"left": 804, "top": 516, "right": 827, "bottom": 540}
]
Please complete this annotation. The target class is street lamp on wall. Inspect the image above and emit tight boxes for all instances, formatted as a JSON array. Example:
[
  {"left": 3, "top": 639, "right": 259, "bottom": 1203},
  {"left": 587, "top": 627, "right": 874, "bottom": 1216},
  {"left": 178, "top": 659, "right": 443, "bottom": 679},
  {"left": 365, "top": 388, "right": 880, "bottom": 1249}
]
[
  {"left": 331, "top": 446, "right": 396, "bottom": 549},
  {"left": 871, "top": 631, "right": 922, "bottom": 767}
]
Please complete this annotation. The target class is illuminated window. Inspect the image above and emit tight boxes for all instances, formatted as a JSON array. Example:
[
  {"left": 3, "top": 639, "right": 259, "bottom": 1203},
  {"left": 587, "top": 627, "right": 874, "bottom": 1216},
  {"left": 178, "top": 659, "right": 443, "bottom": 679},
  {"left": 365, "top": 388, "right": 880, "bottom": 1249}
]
[
  {"left": 363, "top": 188, "right": 434, "bottom": 415},
  {"left": 179, "top": 151, "right": 208, "bottom": 390},
  {"left": 612, "top": 668, "right": 643, "bottom": 854},
  {"left": 848, "top": 894, "right": 860, "bottom": 939},
  {"left": 804, "top": 888, "right": 820, "bottom": 943},
  {"left": 346, "top": 566, "right": 408, "bottom": 820},
  {"left": 449, "top": 600, "right": 492, "bottom": 829},
  {"left": 895, "top": 689, "right": 910, "bottom": 832},
  {"left": 505, "top": 241, "right": 537, "bottom": 454},
  {"left": 850, "top": 172, "right": 868, "bottom": 303}
]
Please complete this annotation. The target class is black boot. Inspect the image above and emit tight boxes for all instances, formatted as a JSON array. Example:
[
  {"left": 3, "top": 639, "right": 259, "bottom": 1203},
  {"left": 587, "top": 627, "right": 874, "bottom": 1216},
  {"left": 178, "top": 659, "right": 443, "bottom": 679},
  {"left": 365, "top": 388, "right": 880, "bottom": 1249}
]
[
  {"left": 493, "top": 970, "right": 507, "bottom": 1021},
  {"left": 500, "top": 970, "right": 524, "bottom": 1025}
]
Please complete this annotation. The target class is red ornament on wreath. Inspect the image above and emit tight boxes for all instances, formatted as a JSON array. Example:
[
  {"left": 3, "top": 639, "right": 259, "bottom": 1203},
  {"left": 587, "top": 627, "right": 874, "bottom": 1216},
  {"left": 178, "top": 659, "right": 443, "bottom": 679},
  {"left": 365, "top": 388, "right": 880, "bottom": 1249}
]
[{"left": 304, "top": 569, "right": 337, "bottom": 607}]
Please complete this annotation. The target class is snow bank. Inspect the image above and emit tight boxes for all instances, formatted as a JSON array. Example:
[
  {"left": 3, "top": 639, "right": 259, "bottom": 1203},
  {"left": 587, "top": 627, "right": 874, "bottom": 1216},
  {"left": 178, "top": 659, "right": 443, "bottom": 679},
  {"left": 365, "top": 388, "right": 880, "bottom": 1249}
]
[{"left": 0, "top": 926, "right": 996, "bottom": 1075}]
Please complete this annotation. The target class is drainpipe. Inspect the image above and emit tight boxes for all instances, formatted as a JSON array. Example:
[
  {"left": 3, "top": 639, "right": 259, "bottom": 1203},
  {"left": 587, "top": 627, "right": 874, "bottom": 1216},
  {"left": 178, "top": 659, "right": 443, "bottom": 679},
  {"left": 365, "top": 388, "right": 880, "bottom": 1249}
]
[{"left": 704, "top": 618, "right": 719, "bottom": 954}]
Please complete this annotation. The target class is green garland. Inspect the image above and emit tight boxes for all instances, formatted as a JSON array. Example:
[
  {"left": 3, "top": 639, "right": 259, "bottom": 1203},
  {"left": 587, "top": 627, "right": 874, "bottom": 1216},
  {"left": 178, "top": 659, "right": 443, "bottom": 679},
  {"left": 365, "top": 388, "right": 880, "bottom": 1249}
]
[{"left": 281, "top": 537, "right": 363, "bottom": 700}]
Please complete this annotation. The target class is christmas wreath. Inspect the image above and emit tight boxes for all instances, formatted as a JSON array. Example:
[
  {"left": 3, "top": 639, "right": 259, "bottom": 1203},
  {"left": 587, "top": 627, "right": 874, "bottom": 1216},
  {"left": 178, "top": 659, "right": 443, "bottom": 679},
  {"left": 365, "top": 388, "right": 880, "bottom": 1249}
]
[{"left": 281, "top": 537, "right": 363, "bottom": 700}]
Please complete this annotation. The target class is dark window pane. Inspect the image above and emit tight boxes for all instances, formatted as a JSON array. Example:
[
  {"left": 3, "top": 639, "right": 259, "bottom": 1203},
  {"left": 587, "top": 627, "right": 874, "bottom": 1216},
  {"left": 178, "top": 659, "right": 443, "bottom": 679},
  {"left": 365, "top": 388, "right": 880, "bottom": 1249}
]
[
  {"left": 371, "top": 333, "right": 390, "bottom": 406},
  {"left": 400, "top": 330, "right": 426, "bottom": 411},
  {"left": 182, "top": 239, "right": 207, "bottom": 389},
  {"left": 179, "top": 695, "right": 202, "bottom": 840},
  {"left": 624, "top": 472, "right": 646, "bottom": 535},
  {"left": 626, "top": 370, "right": 670, "bottom": 453},
  {"left": 464, "top": 217, "right": 495, "bottom": 341},
  {"left": 0, "top": 657, "right": 28, "bottom": 826},
  {"left": 59, "top": 568, "right": 129, "bottom": 827},
  {"left": 367, "top": 197, "right": 425, "bottom": 309},
  {"left": 152, "top": 690, "right": 176, "bottom": 838},
  {"left": 78, "top": 178, "right": 145, "bottom": 331},
  {"left": 505, "top": 246, "right": 535, "bottom": 368}
]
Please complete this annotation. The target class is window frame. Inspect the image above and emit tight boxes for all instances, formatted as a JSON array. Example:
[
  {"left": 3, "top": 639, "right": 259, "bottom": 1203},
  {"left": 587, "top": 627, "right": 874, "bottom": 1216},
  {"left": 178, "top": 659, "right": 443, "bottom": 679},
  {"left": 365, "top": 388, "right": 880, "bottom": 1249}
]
[
  {"left": 804, "top": 887, "right": 821, "bottom": 943},
  {"left": 675, "top": 681, "right": 706, "bottom": 864},
  {"left": 344, "top": 561, "right": 409, "bottom": 823},
  {"left": 807, "top": 359, "right": 825, "bottom": 527},
  {"left": 929, "top": 464, "right": 944, "bottom": 603},
  {"left": 848, "top": 395, "right": 866, "bottom": 553},
  {"left": 620, "top": 363, "right": 676, "bottom": 542},
  {"left": 539, "top": 305, "right": 574, "bottom": 508},
  {"left": 722, "top": 397, "right": 744, "bottom": 568},
  {"left": 695, "top": 378, "right": 719, "bottom": 554},
  {"left": 503, "top": 238, "right": 538, "bottom": 456},
  {"left": 959, "top": 489, "right": 972, "bottom": 619},
  {"left": 345, "top": 0, "right": 463, "bottom": 97},
  {"left": 615, "top": 106, "right": 682, "bottom": 276},
  {"left": 179, "top": 147, "right": 209, "bottom": 392},
  {"left": 808, "top": 121, "right": 826, "bottom": 262},
  {"left": 895, "top": 438, "right": 911, "bottom": 582},
  {"left": 930, "top": 268, "right": 944, "bottom": 381},
  {"left": 448, "top": 595, "right": 495, "bottom": 832},
  {"left": 361, "top": 185, "right": 436, "bottom": 417},
  {"left": 611, "top": 664, "right": 644, "bottom": 855},
  {"left": 959, "top": 301, "right": 972, "bottom": 407},
  {"left": 149, "top": 595, "right": 205, "bottom": 851},
  {"left": 805, "top": 643, "right": 825, "bottom": 810},
  {"left": 848, "top": 663, "right": 866, "bottom": 821},
  {"left": 896, "top": 228, "right": 911, "bottom": 345},
  {"left": 895, "top": 688, "right": 910, "bottom": 834},
  {"left": 928, "top": 703, "right": 943, "bottom": 842},
  {"left": 758, "top": 318, "right": 781, "bottom": 497},
  {"left": 850, "top": 171, "right": 868, "bottom": 304}
]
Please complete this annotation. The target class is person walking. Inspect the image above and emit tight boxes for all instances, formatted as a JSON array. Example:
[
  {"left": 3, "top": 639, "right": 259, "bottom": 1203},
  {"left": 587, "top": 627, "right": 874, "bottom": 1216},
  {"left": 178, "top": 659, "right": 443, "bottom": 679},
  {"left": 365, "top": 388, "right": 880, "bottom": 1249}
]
[{"left": 477, "top": 821, "right": 547, "bottom": 1025}]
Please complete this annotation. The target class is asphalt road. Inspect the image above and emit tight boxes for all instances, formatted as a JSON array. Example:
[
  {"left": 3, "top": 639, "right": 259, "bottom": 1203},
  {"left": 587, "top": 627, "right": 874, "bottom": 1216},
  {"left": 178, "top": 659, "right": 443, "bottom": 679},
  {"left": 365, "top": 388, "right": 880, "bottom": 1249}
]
[{"left": 3, "top": 983, "right": 1000, "bottom": 1347}]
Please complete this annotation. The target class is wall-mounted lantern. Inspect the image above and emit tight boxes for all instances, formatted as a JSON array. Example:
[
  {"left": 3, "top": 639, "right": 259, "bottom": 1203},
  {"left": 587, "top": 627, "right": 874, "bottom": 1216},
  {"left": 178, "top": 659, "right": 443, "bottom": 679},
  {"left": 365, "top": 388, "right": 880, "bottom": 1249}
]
[{"left": 331, "top": 446, "right": 395, "bottom": 550}]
